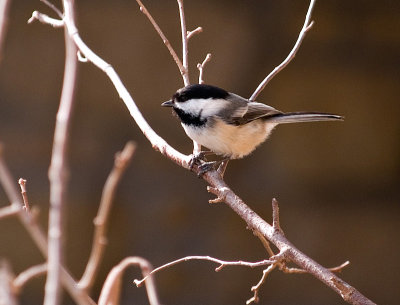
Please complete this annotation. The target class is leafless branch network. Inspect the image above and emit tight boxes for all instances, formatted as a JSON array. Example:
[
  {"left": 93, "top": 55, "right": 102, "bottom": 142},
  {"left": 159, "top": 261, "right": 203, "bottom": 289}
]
[{"left": 0, "top": 0, "right": 377, "bottom": 305}]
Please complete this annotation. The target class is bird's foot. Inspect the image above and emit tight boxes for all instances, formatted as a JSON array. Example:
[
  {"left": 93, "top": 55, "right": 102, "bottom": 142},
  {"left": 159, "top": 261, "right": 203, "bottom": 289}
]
[{"left": 197, "top": 161, "right": 219, "bottom": 177}]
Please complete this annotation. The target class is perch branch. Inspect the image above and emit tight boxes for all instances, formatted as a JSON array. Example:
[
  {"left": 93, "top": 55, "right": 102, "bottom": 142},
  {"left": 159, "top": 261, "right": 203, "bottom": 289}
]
[
  {"left": 99, "top": 257, "right": 160, "bottom": 305},
  {"left": 31, "top": 0, "right": 376, "bottom": 304},
  {"left": 249, "top": 0, "right": 316, "bottom": 101},
  {"left": 44, "top": 1, "right": 78, "bottom": 303},
  {"left": 79, "top": 142, "right": 136, "bottom": 292}
]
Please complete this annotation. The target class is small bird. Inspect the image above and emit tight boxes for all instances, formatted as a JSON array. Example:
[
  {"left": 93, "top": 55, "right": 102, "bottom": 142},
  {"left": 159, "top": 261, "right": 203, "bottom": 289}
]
[{"left": 162, "top": 84, "right": 343, "bottom": 175}]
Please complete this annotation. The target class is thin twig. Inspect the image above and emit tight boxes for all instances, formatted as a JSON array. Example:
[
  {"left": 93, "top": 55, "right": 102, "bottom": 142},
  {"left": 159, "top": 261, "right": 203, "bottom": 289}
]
[
  {"left": 27, "top": 11, "right": 64, "bottom": 28},
  {"left": 134, "top": 0, "right": 186, "bottom": 82},
  {"left": 44, "top": 1, "right": 78, "bottom": 304},
  {"left": 0, "top": 260, "right": 18, "bottom": 305},
  {"left": 13, "top": 263, "right": 47, "bottom": 294},
  {"left": 0, "top": 0, "right": 11, "bottom": 62},
  {"left": 18, "top": 178, "right": 30, "bottom": 211},
  {"left": 40, "top": 0, "right": 63, "bottom": 19},
  {"left": 134, "top": 256, "right": 274, "bottom": 287},
  {"left": 79, "top": 142, "right": 136, "bottom": 292},
  {"left": 177, "top": 0, "right": 190, "bottom": 85},
  {"left": 197, "top": 53, "right": 212, "bottom": 84},
  {"left": 0, "top": 205, "right": 20, "bottom": 219},
  {"left": 99, "top": 257, "right": 160, "bottom": 305},
  {"left": 247, "top": 264, "right": 277, "bottom": 305},
  {"left": 187, "top": 26, "right": 202, "bottom": 39},
  {"left": 271, "top": 198, "right": 282, "bottom": 233},
  {"left": 249, "top": 0, "right": 316, "bottom": 101}
]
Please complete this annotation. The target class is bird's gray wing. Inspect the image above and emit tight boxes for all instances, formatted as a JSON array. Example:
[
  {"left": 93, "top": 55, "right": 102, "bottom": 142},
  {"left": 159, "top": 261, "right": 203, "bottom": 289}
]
[
  {"left": 218, "top": 92, "right": 281, "bottom": 125},
  {"left": 241, "top": 102, "right": 282, "bottom": 124}
]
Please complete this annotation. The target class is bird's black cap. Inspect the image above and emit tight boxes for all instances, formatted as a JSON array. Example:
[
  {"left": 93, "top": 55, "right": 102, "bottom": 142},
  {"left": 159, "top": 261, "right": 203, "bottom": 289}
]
[{"left": 173, "top": 84, "right": 229, "bottom": 103}]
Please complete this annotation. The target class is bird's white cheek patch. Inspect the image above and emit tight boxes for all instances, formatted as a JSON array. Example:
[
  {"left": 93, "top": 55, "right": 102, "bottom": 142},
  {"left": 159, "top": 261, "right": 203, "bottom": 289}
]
[{"left": 177, "top": 98, "right": 229, "bottom": 118}]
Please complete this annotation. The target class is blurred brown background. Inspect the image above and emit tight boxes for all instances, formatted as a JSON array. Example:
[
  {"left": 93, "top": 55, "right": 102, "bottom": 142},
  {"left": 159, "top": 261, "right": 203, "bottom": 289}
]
[{"left": 0, "top": 0, "right": 399, "bottom": 304}]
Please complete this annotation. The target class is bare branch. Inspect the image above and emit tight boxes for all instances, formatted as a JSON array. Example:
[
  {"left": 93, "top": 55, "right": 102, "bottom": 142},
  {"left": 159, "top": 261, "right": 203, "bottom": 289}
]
[
  {"left": 0, "top": 0, "right": 11, "bottom": 62},
  {"left": 134, "top": 0, "right": 186, "bottom": 82},
  {"left": 249, "top": 0, "right": 316, "bottom": 101},
  {"left": 79, "top": 142, "right": 136, "bottom": 292},
  {"left": 27, "top": 11, "right": 64, "bottom": 28},
  {"left": 44, "top": 2, "right": 78, "bottom": 304},
  {"left": 197, "top": 53, "right": 212, "bottom": 84},
  {"left": 177, "top": 0, "right": 190, "bottom": 85},
  {"left": 0, "top": 260, "right": 18, "bottom": 305},
  {"left": 134, "top": 255, "right": 274, "bottom": 287},
  {"left": 187, "top": 26, "right": 202, "bottom": 39},
  {"left": 13, "top": 264, "right": 47, "bottom": 294},
  {"left": 0, "top": 205, "right": 19, "bottom": 219},
  {"left": 99, "top": 257, "right": 160, "bottom": 305},
  {"left": 271, "top": 198, "right": 282, "bottom": 233},
  {"left": 18, "top": 178, "right": 30, "bottom": 211},
  {"left": 247, "top": 264, "right": 277, "bottom": 305},
  {"left": 30, "top": 1, "right": 376, "bottom": 303},
  {"left": 40, "top": 0, "right": 63, "bottom": 19}
]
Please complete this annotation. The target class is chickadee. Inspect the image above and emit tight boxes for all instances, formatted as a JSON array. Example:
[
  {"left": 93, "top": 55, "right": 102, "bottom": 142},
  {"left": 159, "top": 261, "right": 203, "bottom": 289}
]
[{"left": 162, "top": 84, "right": 343, "bottom": 174}]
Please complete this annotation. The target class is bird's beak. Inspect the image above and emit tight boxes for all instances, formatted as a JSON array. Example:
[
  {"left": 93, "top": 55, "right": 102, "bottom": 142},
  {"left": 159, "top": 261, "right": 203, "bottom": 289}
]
[{"left": 161, "top": 100, "right": 174, "bottom": 107}]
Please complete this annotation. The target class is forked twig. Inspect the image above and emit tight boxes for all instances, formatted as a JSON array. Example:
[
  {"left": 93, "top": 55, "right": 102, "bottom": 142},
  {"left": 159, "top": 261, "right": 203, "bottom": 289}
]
[
  {"left": 134, "top": 256, "right": 274, "bottom": 287},
  {"left": 250, "top": 0, "right": 316, "bottom": 101}
]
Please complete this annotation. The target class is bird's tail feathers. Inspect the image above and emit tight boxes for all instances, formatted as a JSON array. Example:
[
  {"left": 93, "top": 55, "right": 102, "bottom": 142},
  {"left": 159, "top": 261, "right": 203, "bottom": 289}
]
[{"left": 266, "top": 112, "right": 343, "bottom": 124}]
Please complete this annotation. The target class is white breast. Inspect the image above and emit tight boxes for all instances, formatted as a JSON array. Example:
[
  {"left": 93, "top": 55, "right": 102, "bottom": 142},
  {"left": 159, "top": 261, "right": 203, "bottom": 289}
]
[{"left": 182, "top": 118, "right": 277, "bottom": 159}]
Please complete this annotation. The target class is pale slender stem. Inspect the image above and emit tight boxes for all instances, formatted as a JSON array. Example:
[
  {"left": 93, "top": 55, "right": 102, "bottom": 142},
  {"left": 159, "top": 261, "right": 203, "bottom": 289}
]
[
  {"left": 18, "top": 178, "right": 30, "bottom": 211},
  {"left": 177, "top": 0, "right": 189, "bottom": 86},
  {"left": 197, "top": 53, "right": 212, "bottom": 84},
  {"left": 44, "top": 1, "right": 78, "bottom": 304},
  {"left": 13, "top": 264, "right": 48, "bottom": 293},
  {"left": 0, "top": 205, "right": 19, "bottom": 219},
  {"left": 250, "top": 0, "right": 316, "bottom": 101},
  {"left": 0, "top": 0, "right": 11, "bottom": 61},
  {"left": 99, "top": 257, "right": 160, "bottom": 305},
  {"left": 134, "top": 256, "right": 274, "bottom": 286},
  {"left": 79, "top": 142, "right": 136, "bottom": 292},
  {"left": 0, "top": 260, "right": 18, "bottom": 305},
  {"left": 134, "top": 0, "right": 186, "bottom": 82}
]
